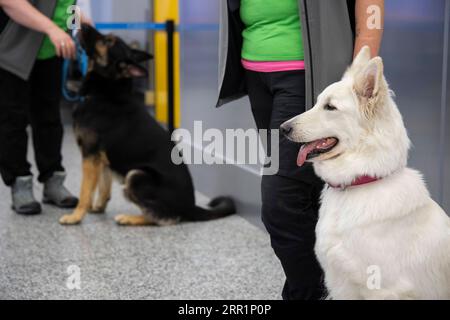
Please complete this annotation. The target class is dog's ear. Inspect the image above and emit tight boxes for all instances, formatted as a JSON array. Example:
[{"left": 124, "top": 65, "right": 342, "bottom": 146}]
[
  {"left": 354, "top": 57, "right": 385, "bottom": 118},
  {"left": 354, "top": 57, "right": 384, "bottom": 99},
  {"left": 353, "top": 46, "right": 371, "bottom": 68},
  {"left": 343, "top": 46, "right": 371, "bottom": 79},
  {"left": 131, "top": 49, "right": 153, "bottom": 63}
]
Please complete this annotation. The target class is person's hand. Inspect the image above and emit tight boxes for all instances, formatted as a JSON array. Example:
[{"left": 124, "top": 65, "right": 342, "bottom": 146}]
[{"left": 47, "top": 24, "right": 76, "bottom": 59}]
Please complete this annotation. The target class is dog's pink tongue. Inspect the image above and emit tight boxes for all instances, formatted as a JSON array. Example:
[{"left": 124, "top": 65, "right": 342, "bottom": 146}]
[{"left": 297, "top": 140, "right": 323, "bottom": 166}]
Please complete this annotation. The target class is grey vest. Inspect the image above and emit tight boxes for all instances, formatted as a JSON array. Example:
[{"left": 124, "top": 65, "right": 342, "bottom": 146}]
[
  {"left": 218, "top": 0, "right": 355, "bottom": 109},
  {"left": 0, "top": 0, "right": 57, "bottom": 80}
]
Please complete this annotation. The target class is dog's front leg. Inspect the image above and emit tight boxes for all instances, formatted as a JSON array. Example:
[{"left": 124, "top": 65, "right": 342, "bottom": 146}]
[
  {"left": 360, "top": 277, "right": 416, "bottom": 300},
  {"left": 325, "top": 244, "right": 368, "bottom": 299},
  {"left": 59, "top": 157, "right": 101, "bottom": 225},
  {"left": 91, "top": 166, "right": 112, "bottom": 213}
]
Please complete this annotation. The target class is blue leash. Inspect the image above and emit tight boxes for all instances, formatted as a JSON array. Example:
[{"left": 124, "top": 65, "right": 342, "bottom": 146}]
[{"left": 61, "top": 36, "right": 89, "bottom": 102}]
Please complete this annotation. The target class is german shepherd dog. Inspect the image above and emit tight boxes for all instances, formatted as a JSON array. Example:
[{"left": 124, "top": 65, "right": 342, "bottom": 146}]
[{"left": 59, "top": 25, "right": 236, "bottom": 226}]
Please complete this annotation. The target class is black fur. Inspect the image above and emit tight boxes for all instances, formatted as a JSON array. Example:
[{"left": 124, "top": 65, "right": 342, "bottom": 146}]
[{"left": 74, "top": 25, "right": 235, "bottom": 223}]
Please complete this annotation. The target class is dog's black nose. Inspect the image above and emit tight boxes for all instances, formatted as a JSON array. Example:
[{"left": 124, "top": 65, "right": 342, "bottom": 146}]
[{"left": 280, "top": 124, "right": 292, "bottom": 136}]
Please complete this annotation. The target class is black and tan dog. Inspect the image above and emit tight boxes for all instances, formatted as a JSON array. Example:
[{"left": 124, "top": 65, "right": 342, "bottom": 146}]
[{"left": 59, "top": 25, "right": 235, "bottom": 226}]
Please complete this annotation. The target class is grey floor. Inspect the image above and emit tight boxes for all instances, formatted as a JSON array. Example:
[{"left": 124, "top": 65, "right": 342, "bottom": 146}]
[{"left": 0, "top": 111, "right": 284, "bottom": 300}]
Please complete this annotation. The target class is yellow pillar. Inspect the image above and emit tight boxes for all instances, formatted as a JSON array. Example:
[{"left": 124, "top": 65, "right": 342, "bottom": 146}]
[{"left": 153, "top": 0, "right": 180, "bottom": 128}]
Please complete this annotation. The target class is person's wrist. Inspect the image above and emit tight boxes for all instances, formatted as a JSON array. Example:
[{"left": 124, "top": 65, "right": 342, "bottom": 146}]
[{"left": 44, "top": 23, "right": 59, "bottom": 36}]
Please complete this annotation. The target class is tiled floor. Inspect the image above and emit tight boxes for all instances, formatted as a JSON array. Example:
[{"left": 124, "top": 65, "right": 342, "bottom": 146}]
[{"left": 0, "top": 115, "right": 284, "bottom": 300}]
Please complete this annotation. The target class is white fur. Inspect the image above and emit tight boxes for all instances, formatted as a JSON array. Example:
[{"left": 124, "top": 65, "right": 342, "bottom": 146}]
[{"left": 283, "top": 46, "right": 450, "bottom": 299}]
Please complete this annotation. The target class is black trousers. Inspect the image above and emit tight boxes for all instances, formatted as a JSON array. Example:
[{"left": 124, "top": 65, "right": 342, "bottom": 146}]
[
  {"left": 245, "top": 70, "right": 326, "bottom": 300},
  {"left": 0, "top": 58, "right": 65, "bottom": 186}
]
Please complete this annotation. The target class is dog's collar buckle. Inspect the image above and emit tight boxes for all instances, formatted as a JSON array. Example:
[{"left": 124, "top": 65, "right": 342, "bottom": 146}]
[{"left": 328, "top": 175, "right": 380, "bottom": 190}]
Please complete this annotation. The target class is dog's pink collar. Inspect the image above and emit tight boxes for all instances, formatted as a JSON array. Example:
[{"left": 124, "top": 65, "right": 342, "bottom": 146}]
[{"left": 328, "top": 175, "right": 380, "bottom": 189}]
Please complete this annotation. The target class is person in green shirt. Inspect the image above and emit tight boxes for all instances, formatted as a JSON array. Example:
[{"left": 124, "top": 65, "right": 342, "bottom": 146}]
[
  {"left": 219, "top": 0, "right": 384, "bottom": 300},
  {"left": 240, "top": 0, "right": 304, "bottom": 62},
  {"left": 0, "top": 0, "right": 91, "bottom": 215}
]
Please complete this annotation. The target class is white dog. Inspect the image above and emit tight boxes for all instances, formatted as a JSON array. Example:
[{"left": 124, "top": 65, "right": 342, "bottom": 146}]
[{"left": 280, "top": 46, "right": 450, "bottom": 300}]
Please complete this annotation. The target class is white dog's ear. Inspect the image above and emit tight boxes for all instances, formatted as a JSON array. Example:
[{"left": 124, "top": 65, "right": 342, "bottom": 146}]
[
  {"left": 353, "top": 46, "right": 371, "bottom": 69},
  {"left": 343, "top": 46, "right": 371, "bottom": 78},
  {"left": 354, "top": 57, "right": 384, "bottom": 99}
]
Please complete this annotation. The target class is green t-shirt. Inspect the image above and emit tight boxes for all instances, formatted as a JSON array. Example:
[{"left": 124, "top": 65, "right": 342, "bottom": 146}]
[
  {"left": 240, "top": 0, "right": 304, "bottom": 61},
  {"left": 37, "top": 0, "right": 76, "bottom": 60}
]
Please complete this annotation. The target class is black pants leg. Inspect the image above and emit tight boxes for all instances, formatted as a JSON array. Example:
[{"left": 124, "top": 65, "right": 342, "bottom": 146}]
[
  {"left": 0, "top": 58, "right": 64, "bottom": 186},
  {"left": 0, "top": 68, "right": 32, "bottom": 186},
  {"left": 29, "top": 58, "right": 65, "bottom": 183},
  {"left": 246, "top": 70, "right": 326, "bottom": 300}
]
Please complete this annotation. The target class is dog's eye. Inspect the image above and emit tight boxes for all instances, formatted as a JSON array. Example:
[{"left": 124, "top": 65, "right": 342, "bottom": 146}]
[
  {"left": 104, "top": 37, "right": 115, "bottom": 46},
  {"left": 324, "top": 104, "right": 337, "bottom": 111}
]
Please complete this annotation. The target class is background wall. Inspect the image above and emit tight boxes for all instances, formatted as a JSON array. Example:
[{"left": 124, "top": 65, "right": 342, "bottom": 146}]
[
  {"left": 90, "top": 0, "right": 151, "bottom": 45},
  {"left": 179, "top": 0, "right": 450, "bottom": 225},
  {"left": 380, "top": 0, "right": 449, "bottom": 204},
  {"left": 444, "top": 0, "right": 450, "bottom": 212}
]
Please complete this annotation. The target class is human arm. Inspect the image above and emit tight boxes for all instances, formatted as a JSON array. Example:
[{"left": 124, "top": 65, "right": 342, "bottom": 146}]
[
  {"left": 353, "top": 0, "right": 384, "bottom": 57},
  {"left": 0, "top": 0, "right": 75, "bottom": 58}
]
